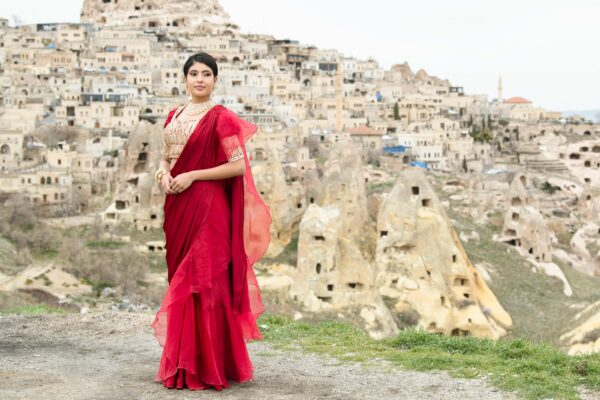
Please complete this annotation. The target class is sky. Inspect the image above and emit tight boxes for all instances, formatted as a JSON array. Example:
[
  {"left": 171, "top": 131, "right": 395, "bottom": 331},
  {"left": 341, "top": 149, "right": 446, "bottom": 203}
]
[{"left": 1, "top": 0, "right": 599, "bottom": 112}]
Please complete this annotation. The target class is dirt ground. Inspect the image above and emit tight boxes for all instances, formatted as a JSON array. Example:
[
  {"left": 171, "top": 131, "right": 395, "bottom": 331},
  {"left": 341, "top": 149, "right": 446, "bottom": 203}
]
[{"left": 0, "top": 310, "right": 594, "bottom": 400}]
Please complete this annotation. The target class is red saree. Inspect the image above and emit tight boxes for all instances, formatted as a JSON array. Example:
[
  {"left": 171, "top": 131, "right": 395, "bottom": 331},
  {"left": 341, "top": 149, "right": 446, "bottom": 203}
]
[{"left": 151, "top": 104, "right": 271, "bottom": 390}]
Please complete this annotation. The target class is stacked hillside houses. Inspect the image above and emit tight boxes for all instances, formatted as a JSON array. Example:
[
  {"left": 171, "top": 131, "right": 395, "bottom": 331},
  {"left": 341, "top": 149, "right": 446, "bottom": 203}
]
[{"left": 1, "top": 1, "right": 599, "bottom": 347}]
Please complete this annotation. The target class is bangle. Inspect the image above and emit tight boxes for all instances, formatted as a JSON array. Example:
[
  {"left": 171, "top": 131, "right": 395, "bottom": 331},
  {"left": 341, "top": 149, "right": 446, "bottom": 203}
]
[{"left": 155, "top": 167, "right": 168, "bottom": 183}]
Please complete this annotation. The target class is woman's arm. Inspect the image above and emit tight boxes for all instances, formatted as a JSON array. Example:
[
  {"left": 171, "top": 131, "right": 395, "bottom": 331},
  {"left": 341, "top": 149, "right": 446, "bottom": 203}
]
[
  {"left": 189, "top": 159, "right": 245, "bottom": 181},
  {"left": 159, "top": 136, "right": 177, "bottom": 194},
  {"left": 169, "top": 159, "right": 245, "bottom": 193},
  {"left": 159, "top": 158, "right": 171, "bottom": 174}
]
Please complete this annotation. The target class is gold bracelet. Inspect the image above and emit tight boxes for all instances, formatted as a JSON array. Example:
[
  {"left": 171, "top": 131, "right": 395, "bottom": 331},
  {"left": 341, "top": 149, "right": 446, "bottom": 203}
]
[{"left": 155, "top": 168, "right": 168, "bottom": 183}]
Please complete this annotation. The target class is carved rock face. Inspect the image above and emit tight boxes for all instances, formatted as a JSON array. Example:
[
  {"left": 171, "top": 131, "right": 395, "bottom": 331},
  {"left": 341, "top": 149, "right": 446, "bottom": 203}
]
[
  {"left": 375, "top": 168, "right": 512, "bottom": 339},
  {"left": 560, "top": 303, "right": 600, "bottom": 355},
  {"left": 81, "top": 0, "right": 234, "bottom": 33},
  {"left": 500, "top": 173, "right": 552, "bottom": 263},
  {"left": 103, "top": 121, "right": 164, "bottom": 230},
  {"left": 252, "top": 150, "right": 303, "bottom": 257}
]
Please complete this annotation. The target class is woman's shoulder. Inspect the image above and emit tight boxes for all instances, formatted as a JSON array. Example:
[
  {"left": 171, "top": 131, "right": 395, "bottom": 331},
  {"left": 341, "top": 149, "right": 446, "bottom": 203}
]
[
  {"left": 215, "top": 104, "right": 240, "bottom": 123},
  {"left": 171, "top": 103, "right": 187, "bottom": 115},
  {"left": 164, "top": 104, "right": 186, "bottom": 128}
]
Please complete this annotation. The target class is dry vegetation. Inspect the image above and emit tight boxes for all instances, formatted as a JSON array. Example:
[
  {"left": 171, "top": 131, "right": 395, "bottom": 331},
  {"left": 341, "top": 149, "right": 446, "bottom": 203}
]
[{"left": 0, "top": 194, "right": 165, "bottom": 307}]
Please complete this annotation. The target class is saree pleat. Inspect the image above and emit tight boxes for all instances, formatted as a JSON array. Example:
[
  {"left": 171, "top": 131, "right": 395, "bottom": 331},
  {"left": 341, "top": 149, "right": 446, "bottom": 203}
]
[{"left": 151, "top": 105, "right": 271, "bottom": 390}]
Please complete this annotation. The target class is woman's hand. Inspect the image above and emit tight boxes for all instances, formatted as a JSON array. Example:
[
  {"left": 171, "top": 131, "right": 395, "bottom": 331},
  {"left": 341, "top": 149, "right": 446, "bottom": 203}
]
[
  {"left": 161, "top": 173, "right": 176, "bottom": 195},
  {"left": 169, "top": 172, "right": 194, "bottom": 194}
]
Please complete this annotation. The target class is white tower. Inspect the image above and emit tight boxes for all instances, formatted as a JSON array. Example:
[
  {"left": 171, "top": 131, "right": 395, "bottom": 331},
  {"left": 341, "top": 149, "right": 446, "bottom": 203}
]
[{"left": 498, "top": 76, "right": 503, "bottom": 102}]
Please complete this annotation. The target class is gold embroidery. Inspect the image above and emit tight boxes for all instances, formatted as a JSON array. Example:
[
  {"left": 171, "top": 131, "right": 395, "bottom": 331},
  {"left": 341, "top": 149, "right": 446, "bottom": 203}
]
[
  {"left": 163, "top": 110, "right": 245, "bottom": 163},
  {"left": 228, "top": 146, "right": 244, "bottom": 162},
  {"left": 221, "top": 135, "right": 245, "bottom": 163},
  {"left": 163, "top": 116, "right": 198, "bottom": 160}
]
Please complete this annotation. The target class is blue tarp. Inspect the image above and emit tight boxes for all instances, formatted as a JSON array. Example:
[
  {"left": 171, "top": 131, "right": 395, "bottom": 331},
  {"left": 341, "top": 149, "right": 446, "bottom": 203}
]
[
  {"left": 383, "top": 145, "right": 407, "bottom": 154},
  {"left": 410, "top": 161, "right": 429, "bottom": 169}
]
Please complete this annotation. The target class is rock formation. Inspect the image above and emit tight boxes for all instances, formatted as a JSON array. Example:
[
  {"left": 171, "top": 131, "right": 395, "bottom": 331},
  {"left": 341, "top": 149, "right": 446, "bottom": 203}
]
[
  {"left": 0, "top": 263, "right": 92, "bottom": 307},
  {"left": 251, "top": 149, "right": 304, "bottom": 257},
  {"left": 375, "top": 168, "right": 512, "bottom": 339},
  {"left": 81, "top": 0, "right": 235, "bottom": 34},
  {"left": 560, "top": 301, "right": 600, "bottom": 355},
  {"left": 569, "top": 223, "right": 600, "bottom": 277},
  {"left": 102, "top": 121, "right": 164, "bottom": 231},
  {"left": 499, "top": 173, "right": 552, "bottom": 263},
  {"left": 290, "top": 142, "right": 398, "bottom": 339}
]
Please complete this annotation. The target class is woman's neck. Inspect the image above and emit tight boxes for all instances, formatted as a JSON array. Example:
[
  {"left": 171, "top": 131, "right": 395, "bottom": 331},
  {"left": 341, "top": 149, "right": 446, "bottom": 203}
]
[{"left": 190, "top": 96, "right": 211, "bottom": 104}]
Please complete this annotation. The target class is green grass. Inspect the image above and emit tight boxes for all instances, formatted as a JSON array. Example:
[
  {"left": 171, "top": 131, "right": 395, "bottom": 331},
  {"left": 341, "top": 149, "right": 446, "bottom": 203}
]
[
  {"left": 443, "top": 205, "right": 600, "bottom": 346},
  {"left": 366, "top": 181, "right": 395, "bottom": 196},
  {"left": 0, "top": 304, "right": 72, "bottom": 315},
  {"left": 34, "top": 249, "right": 59, "bottom": 261},
  {"left": 85, "top": 240, "right": 126, "bottom": 249},
  {"left": 258, "top": 314, "right": 600, "bottom": 400}
]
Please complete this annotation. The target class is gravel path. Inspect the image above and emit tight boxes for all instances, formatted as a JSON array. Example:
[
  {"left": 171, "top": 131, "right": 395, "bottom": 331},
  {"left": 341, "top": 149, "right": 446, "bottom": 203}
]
[{"left": 0, "top": 310, "right": 583, "bottom": 400}]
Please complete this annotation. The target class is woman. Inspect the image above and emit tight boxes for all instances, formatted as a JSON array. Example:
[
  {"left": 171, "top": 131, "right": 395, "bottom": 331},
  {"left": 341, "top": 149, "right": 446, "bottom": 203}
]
[{"left": 150, "top": 52, "right": 271, "bottom": 391}]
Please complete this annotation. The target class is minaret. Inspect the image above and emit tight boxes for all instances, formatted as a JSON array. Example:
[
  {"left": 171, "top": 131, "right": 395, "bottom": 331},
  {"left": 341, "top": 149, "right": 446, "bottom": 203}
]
[
  {"left": 335, "top": 59, "right": 343, "bottom": 132},
  {"left": 497, "top": 76, "right": 503, "bottom": 102}
]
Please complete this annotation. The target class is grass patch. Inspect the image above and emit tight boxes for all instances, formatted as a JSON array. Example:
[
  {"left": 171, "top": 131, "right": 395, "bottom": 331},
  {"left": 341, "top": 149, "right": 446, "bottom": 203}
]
[
  {"left": 85, "top": 240, "right": 126, "bottom": 249},
  {"left": 34, "top": 249, "right": 59, "bottom": 261},
  {"left": 444, "top": 207, "right": 600, "bottom": 346},
  {"left": 366, "top": 181, "right": 395, "bottom": 196},
  {"left": 0, "top": 304, "right": 72, "bottom": 315},
  {"left": 258, "top": 314, "right": 600, "bottom": 400}
]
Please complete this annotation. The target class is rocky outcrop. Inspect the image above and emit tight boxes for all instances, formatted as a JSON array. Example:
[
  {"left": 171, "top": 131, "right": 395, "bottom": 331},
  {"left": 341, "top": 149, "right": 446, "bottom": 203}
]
[
  {"left": 375, "top": 168, "right": 512, "bottom": 339},
  {"left": 290, "top": 203, "right": 398, "bottom": 339},
  {"left": 290, "top": 142, "right": 397, "bottom": 339},
  {"left": 0, "top": 263, "right": 92, "bottom": 308},
  {"left": 569, "top": 223, "right": 600, "bottom": 277},
  {"left": 289, "top": 145, "right": 513, "bottom": 340},
  {"left": 102, "top": 121, "right": 164, "bottom": 230},
  {"left": 560, "top": 301, "right": 600, "bottom": 355},
  {"left": 81, "top": 0, "right": 235, "bottom": 34},
  {"left": 252, "top": 149, "right": 304, "bottom": 257},
  {"left": 499, "top": 173, "right": 552, "bottom": 263}
]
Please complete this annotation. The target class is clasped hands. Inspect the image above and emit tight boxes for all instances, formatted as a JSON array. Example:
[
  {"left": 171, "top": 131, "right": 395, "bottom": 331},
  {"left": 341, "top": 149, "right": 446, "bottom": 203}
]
[{"left": 161, "top": 172, "right": 193, "bottom": 195}]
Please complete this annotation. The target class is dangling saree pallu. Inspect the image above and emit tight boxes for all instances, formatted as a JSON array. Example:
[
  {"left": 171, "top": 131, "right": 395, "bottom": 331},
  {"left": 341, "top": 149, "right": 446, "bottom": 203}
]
[{"left": 151, "top": 105, "right": 271, "bottom": 390}]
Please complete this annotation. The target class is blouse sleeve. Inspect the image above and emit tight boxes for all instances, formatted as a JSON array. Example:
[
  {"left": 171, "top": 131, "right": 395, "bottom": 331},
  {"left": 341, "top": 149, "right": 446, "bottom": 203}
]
[
  {"left": 162, "top": 134, "right": 169, "bottom": 160},
  {"left": 216, "top": 109, "right": 246, "bottom": 163},
  {"left": 162, "top": 107, "right": 176, "bottom": 161},
  {"left": 162, "top": 106, "right": 181, "bottom": 161}
]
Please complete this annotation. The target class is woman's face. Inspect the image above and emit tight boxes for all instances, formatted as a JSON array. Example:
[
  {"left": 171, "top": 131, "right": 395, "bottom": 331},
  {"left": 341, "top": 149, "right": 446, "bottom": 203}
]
[{"left": 185, "top": 62, "right": 217, "bottom": 100}]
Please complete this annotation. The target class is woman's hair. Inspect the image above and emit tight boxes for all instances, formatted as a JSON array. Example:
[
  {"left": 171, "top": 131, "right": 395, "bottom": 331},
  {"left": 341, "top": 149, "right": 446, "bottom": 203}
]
[{"left": 183, "top": 52, "right": 218, "bottom": 77}]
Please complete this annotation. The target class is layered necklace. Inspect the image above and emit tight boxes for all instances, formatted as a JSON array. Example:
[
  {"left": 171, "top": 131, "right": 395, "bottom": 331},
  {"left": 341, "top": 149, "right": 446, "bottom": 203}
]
[{"left": 184, "top": 99, "right": 216, "bottom": 116}]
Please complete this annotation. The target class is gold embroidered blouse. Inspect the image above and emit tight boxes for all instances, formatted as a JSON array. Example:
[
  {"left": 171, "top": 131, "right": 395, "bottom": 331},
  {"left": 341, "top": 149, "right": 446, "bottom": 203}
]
[{"left": 163, "top": 106, "right": 244, "bottom": 169}]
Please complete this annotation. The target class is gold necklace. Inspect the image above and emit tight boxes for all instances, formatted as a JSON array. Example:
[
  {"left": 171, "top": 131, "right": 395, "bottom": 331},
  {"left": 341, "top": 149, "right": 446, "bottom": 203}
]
[{"left": 185, "top": 100, "right": 216, "bottom": 116}]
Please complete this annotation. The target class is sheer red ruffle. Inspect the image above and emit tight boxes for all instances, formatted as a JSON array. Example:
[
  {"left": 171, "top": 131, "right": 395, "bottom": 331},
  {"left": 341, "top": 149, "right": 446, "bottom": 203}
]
[{"left": 151, "top": 105, "right": 271, "bottom": 390}]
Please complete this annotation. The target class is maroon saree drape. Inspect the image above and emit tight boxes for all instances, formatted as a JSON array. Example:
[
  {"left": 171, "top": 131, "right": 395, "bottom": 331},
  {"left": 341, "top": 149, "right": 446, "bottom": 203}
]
[{"left": 151, "top": 105, "right": 271, "bottom": 390}]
